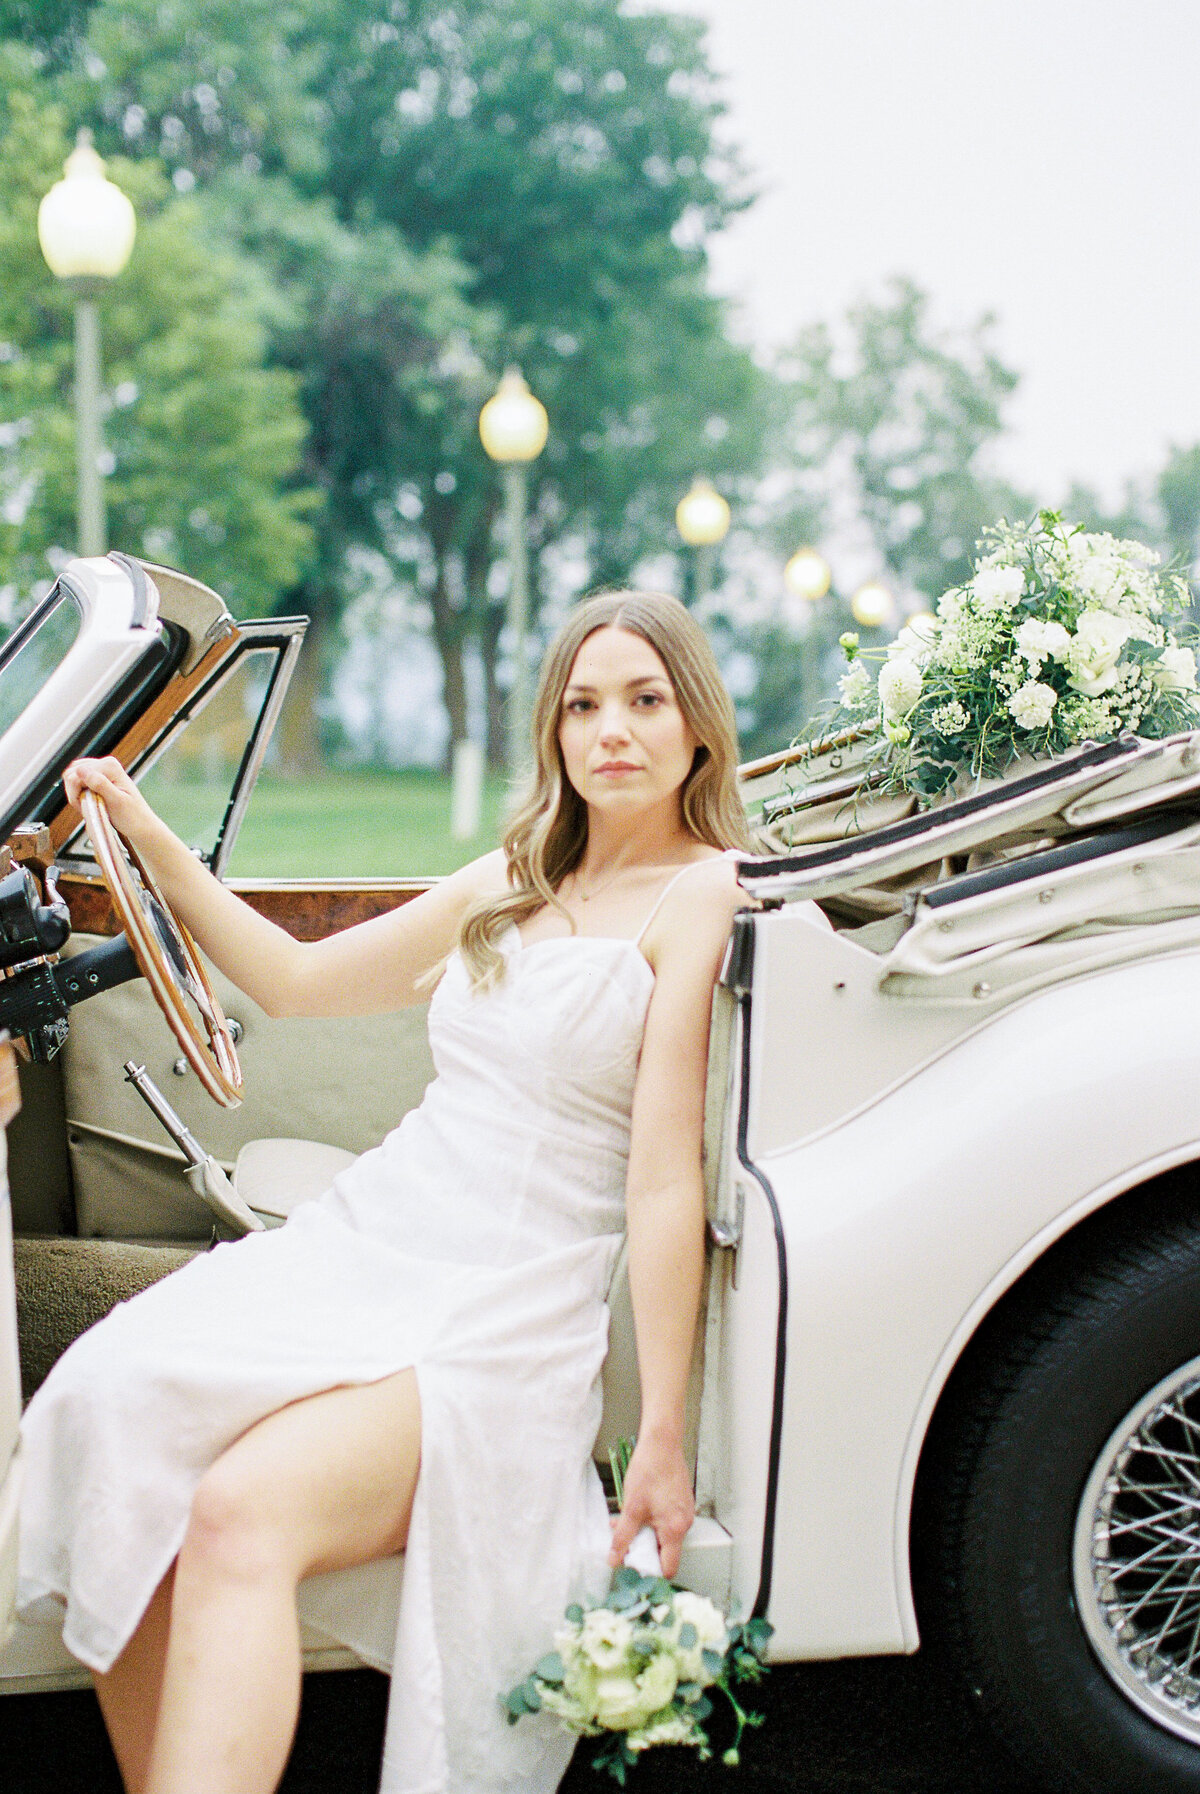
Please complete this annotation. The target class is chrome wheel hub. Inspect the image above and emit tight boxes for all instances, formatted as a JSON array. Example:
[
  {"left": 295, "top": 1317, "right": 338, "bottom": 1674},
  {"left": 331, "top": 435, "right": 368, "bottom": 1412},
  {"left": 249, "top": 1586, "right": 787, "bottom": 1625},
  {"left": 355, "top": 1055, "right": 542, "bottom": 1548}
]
[{"left": 1075, "top": 1356, "right": 1200, "bottom": 1744}]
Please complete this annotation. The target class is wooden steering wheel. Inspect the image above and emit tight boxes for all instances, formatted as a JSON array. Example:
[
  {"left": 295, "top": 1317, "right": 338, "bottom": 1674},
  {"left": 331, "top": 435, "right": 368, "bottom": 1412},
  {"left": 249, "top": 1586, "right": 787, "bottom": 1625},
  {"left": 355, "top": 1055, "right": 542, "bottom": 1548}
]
[{"left": 81, "top": 788, "right": 243, "bottom": 1107}]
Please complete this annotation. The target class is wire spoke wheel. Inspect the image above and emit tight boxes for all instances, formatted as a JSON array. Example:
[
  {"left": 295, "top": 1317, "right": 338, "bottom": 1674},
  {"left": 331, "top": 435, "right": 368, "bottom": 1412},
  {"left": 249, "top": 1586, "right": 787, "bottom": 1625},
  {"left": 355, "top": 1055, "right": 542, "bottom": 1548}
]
[{"left": 1075, "top": 1357, "right": 1200, "bottom": 1745}]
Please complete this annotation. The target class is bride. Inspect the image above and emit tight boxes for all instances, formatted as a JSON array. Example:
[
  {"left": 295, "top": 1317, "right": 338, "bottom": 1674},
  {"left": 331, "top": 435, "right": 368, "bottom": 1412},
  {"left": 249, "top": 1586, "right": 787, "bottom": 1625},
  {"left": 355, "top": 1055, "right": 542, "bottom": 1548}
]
[{"left": 16, "top": 588, "right": 754, "bottom": 1794}]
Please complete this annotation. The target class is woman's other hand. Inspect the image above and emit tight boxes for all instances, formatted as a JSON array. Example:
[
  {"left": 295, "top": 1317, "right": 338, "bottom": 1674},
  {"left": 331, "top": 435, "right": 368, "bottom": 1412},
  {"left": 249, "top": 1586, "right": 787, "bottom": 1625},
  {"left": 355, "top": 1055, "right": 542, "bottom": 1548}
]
[
  {"left": 608, "top": 1430, "right": 695, "bottom": 1579},
  {"left": 63, "top": 756, "right": 164, "bottom": 856}
]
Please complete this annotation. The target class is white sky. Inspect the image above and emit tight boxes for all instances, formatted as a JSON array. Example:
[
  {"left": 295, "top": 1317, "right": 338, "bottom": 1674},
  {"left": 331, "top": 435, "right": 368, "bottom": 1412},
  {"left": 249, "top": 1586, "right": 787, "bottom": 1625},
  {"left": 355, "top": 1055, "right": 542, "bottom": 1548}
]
[{"left": 658, "top": 0, "right": 1200, "bottom": 504}]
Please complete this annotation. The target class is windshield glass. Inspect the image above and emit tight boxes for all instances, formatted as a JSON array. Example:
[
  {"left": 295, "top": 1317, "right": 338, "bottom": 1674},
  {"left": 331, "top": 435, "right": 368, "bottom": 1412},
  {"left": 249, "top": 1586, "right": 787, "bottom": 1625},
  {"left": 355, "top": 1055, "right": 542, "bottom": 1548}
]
[{"left": 0, "top": 587, "right": 83, "bottom": 741}]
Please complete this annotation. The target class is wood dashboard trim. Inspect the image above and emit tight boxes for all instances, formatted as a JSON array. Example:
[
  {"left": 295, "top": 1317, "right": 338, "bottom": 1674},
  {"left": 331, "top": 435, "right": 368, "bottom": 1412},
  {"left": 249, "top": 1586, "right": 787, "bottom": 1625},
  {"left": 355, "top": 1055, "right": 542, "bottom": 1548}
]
[{"left": 58, "top": 876, "right": 434, "bottom": 942}]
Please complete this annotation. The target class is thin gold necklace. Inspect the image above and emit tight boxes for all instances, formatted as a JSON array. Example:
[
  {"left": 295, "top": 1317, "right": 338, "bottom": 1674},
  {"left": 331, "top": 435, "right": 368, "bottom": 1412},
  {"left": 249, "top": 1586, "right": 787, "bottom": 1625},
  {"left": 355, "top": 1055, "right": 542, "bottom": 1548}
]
[{"left": 573, "top": 862, "right": 631, "bottom": 904}]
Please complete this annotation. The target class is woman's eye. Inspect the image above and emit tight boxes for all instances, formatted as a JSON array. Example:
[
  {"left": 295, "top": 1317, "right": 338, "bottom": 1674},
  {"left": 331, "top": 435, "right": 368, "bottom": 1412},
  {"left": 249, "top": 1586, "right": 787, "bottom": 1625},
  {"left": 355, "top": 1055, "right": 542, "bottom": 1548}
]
[
  {"left": 635, "top": 692, "right": 664, "bottom": 708},
  {"left": 565, "top": 698, "right": 593, "bottom": 715}
]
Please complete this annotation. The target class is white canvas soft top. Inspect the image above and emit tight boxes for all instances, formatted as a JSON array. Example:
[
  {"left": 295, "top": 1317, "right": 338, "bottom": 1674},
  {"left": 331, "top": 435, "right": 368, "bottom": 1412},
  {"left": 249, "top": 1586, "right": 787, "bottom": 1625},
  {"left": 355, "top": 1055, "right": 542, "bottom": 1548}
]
[{"left": 737, "top": 731, "right": 1200, "bottom": 1012}]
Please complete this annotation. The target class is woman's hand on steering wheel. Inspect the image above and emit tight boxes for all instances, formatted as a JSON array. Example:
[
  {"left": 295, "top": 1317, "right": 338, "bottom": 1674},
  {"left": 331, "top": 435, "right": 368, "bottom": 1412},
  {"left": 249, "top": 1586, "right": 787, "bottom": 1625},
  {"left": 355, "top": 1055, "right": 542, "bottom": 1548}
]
[
  {"left": 65, "top": 756, "right": 165, "bottom": 859},
  {"left": 608, "top": 1430, "right": 695, "bottom": 1580}
]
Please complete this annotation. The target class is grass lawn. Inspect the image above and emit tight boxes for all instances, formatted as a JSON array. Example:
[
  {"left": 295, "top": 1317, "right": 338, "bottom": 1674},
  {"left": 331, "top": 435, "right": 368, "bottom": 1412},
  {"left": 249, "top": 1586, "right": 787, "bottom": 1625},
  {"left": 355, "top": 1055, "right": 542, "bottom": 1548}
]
[{"left": 146, "top": 768, "right": 514, "bottom": 879}]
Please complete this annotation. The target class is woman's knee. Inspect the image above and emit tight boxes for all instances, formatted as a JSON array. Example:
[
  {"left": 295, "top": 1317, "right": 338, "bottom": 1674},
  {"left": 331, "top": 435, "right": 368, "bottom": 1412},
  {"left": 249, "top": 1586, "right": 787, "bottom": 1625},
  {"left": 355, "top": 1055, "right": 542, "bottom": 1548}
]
[{"left": 183, "top": 1454, "right": 296, "bottom": 1586}]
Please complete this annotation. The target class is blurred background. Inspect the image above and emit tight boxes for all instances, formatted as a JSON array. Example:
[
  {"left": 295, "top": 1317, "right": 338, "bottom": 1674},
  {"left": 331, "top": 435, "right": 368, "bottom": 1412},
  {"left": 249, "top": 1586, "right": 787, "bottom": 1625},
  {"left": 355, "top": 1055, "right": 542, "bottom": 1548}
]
[{"left": 2, "top": 0, "right": 1197, "bottom": 871}]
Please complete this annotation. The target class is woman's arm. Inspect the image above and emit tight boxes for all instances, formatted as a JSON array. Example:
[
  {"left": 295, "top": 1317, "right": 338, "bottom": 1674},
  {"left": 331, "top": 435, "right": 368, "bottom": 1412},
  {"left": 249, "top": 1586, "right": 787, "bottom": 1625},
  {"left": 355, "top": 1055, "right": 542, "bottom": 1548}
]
[
  {"left": 62, "top": 757, "right": 507, "bottom": 1018},
  {"left": 608, "top": 858, "right": 744, "bottom": 1580}
]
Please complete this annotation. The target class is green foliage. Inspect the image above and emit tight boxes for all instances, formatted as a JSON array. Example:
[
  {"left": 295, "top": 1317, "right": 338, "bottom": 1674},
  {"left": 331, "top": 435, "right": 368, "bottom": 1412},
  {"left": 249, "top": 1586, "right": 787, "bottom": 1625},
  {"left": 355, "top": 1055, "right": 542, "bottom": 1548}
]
[
  {"left": 39, "top": 0, "right": 767, "bottom": 757},
  {"left": 0, "top": 52, "right": 314, "bottom": 611},
  {"left": 776, "top": 277, "right": 1027, "bottom": 602}
]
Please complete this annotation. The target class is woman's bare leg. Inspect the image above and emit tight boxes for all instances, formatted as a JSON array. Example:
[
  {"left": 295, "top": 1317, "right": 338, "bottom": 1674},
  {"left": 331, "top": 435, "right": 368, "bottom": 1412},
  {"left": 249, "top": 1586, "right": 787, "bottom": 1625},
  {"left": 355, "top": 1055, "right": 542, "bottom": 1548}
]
[
  {"left": 93, "top": 1564, "right": 175, "bottom": 1794},
  {"left": 141, "top": 1370, "right": 421, "bottom": 1794}
]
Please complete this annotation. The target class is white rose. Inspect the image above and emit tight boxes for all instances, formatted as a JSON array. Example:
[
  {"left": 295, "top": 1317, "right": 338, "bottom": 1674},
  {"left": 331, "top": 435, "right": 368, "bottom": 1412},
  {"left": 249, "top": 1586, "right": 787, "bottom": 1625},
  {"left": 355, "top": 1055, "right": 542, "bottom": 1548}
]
[
  {"left": 1007, "top": 680, "right": 1058, "bottom": 731},
  {"left": 1067, "top": 609, "right": 1132, "bottom": 697},
  {"left": 877, "top": 653, "right": 923, "bottom": 720},
  {"left": 578, "top": 1608, "right": 635, "bottom": 1672},
  {"left": 888, "top": 620, "right": 937, "bottom": 665},
  {"left": 1015, "top": 618, "right": 1071, "bottom": 664},
  {"left": 1151, "top": 644, "right": 1198, "bottom": 692},
  {"left": 634, "top": 1651, "right": 679, "bottom": 1715},
  {"left": 593, "top": 1672, "right": 654, "bottom": 1731},
  {"left": 971, "top": 566, "right": 1025, "bottom": 610}
]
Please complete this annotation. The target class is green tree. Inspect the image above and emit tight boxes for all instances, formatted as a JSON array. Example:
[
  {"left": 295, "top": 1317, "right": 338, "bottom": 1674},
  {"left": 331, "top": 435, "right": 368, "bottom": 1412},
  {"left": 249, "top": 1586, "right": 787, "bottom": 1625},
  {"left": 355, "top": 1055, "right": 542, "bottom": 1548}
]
[
  {"left": 63, "top": 0, "right": 767, "bottom": 763},
  {"left": 777, "top": 278, "right": 1026, "bottom": 603},
  {"left": 0, "top": 55, "right": 314, "bottom": 614}
]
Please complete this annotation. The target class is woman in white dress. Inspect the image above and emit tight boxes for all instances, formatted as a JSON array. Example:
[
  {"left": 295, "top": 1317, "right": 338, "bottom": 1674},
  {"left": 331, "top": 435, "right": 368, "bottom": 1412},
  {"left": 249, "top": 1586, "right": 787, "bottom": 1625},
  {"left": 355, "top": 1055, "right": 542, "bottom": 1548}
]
[{"left": 17, "top": 588, "right": 753, "bottom": 1794}]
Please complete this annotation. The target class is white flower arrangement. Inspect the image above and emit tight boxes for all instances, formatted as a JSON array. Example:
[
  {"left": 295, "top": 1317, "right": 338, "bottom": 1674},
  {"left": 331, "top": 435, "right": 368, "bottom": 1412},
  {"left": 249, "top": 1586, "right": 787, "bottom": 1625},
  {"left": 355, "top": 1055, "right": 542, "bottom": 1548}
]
[
  {"left": 504, "top": 1442, "right": 772, "bottom": 1782},
  {"left": 504, "top": 1570, "right": 772, "bottom": 1782},
  {"left": 825, "top": 511, "right": 1200, "bottom": 798}
]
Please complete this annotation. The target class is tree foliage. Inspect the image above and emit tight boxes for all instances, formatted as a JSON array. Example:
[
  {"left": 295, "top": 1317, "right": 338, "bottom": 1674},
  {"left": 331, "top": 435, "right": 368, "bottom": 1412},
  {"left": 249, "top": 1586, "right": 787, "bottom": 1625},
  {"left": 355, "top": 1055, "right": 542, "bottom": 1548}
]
[
  {"left": 0, "top": 51, "right": 314, "bottom": 612},
  {"left": 48, "top": 0, "right": 767, "bottom": 758},
  {"left": 775, "top": 278, "right": 1026, "bottom": 602}
]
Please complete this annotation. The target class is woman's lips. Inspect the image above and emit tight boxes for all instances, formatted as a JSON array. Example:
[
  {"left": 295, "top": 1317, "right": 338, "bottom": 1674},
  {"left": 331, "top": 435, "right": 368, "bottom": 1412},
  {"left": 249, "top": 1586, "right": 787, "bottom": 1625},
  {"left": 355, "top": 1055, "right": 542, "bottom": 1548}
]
[{"left": 594, "top": 761, "right": 641, "bottom": 775}]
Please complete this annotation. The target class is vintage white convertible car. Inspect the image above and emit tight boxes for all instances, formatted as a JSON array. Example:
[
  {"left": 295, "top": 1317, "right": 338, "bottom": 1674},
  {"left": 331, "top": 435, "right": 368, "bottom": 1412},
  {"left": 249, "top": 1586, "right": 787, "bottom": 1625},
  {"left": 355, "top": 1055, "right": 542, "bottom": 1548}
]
[{"left": 3, "top": 553, "right": 1200, "bottom": 1793}]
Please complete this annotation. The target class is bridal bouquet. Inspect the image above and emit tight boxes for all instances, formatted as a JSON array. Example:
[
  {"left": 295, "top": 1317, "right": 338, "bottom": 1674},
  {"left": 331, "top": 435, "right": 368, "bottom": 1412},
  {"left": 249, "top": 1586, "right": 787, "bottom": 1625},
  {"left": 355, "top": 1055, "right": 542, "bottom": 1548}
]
[
  {"left": 504, "top": 1570, "right": 772, "bottom": 1783},
  {"left": 826, "top": 511, "right": 1200, "bottom": 798}
]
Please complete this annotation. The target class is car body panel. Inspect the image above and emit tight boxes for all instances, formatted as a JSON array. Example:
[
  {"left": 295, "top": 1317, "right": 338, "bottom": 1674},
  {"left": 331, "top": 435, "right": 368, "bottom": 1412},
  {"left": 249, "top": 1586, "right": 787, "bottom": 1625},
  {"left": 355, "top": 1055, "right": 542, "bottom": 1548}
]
[{"left": 745, "top": 916, "right": 1200, "bottom": 1656}]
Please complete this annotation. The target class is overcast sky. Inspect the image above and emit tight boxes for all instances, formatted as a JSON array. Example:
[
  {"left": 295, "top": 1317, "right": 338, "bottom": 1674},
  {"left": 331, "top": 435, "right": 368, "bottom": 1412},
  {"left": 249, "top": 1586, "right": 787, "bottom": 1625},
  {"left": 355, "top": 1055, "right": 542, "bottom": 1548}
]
[{"left": 656, "top": 0, "right": 1200, "bottom": 505}]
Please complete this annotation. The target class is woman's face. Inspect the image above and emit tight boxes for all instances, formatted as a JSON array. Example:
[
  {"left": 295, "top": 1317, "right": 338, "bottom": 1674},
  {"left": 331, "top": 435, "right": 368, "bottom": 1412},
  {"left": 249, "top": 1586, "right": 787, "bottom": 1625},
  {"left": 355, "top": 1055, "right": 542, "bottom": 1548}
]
[{"left": 557, "top": 626, "right": 698, "bottom": 818}]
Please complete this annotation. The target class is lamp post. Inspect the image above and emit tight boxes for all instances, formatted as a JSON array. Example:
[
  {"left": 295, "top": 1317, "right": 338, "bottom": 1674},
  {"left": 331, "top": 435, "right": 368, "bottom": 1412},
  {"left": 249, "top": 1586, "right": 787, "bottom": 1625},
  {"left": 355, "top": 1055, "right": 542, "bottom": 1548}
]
[
  {"left": 850, "top": 580, "right": 894, "bottom": 630},
  {"left": 37, "top": 130, "right": 136, "bottom": 557},
  {"left": 783, "top": 548, "right": 834, "bottom": 724},
  {"left": 479, "top": 367, "right": 549, "bottom": 777},
  {"left": 675, "top": 477, "right": 730, "bottom": 604}
]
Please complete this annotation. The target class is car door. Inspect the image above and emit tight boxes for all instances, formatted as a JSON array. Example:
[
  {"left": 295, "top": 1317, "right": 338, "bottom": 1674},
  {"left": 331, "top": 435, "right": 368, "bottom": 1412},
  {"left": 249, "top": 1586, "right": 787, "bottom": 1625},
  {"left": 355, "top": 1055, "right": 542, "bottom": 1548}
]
[{"left": 0, "top": 1039, "right": 25, "bottom": 1649}]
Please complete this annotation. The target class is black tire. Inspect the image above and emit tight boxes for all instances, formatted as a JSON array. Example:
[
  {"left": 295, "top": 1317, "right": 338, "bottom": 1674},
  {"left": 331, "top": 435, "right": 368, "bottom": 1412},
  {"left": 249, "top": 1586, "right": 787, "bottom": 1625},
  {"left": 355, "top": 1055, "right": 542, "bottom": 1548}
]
[{"left": 914, "top": 1174, "right": 1200, "bottom": 1794}]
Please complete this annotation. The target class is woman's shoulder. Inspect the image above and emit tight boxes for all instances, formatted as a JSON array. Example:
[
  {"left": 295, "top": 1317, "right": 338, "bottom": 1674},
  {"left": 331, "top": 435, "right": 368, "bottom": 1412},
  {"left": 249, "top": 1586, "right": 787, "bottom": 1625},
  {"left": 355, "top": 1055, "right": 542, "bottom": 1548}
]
[{"left": 641, "top": 849, "right": 749, "bottom": 963}]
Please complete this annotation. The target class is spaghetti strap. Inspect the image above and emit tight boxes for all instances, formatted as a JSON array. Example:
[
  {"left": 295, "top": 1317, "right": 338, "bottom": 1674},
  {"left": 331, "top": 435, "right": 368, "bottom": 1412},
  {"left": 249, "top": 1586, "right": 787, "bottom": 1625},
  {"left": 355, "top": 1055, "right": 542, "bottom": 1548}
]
[{"left": 634, "top": 855, "right": 730, "bottom": 946}]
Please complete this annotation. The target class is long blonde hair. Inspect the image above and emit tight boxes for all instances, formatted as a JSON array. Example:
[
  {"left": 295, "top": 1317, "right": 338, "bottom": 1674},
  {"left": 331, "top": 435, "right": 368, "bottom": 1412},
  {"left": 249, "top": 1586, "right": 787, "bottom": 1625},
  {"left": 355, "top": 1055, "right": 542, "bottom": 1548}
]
[{"left": 458, "top": 589, "right": 751, "bottom": 987}]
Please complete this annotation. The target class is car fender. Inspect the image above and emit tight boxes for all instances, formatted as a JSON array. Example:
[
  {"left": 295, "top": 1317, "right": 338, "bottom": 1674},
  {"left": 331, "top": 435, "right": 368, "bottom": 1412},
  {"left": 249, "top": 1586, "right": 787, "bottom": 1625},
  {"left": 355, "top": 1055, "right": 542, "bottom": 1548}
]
[{"left": 744, "top": 940, "right": 1200, "bottom": 1660}]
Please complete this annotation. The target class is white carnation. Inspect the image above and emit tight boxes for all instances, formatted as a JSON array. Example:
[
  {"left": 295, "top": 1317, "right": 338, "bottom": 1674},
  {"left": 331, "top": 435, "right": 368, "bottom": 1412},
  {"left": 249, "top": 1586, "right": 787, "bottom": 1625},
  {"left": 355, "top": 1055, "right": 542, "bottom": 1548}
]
[
  {"left": 971, "top": 566, "right": 1025, "bottom": 610},
  {"left": 1015, "top": 618, "right": 1071, "bottom": 664},
  {"left": 1007, "top": 680, "right": 1058, "bottom": 730},
  {"left": 877, "top": 653, "right": 923, "bottom": 720}
]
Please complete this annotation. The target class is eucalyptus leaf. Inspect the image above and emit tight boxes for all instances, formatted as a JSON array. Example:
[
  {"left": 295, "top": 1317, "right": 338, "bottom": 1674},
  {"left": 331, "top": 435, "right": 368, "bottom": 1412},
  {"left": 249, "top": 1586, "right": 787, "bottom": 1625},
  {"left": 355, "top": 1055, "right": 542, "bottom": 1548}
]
[{"left": 535, "top": 1652, "right": 565, "bottom": 1684}]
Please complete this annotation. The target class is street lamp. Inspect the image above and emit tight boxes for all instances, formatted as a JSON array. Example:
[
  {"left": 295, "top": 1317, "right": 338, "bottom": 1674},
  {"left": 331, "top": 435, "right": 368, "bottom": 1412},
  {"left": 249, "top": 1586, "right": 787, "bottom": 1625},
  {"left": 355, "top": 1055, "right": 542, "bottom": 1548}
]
[
  {"left": 675, "top": 477, "right": 730, "bottom": 604},
  {"left": 479, "top": 366, "right": 549, "bottom": 777},
  {"left": 37, "top": 130, "right": 136, "bottom": 557},
  {"left": 850, "top": 580, "right": 894, "bottom": 630},
  {"left": 783, "top": 547, "right": 832, "bottom": 605},
  {"left": 783, "top": 548, "right": 834, "bottom": 723}
]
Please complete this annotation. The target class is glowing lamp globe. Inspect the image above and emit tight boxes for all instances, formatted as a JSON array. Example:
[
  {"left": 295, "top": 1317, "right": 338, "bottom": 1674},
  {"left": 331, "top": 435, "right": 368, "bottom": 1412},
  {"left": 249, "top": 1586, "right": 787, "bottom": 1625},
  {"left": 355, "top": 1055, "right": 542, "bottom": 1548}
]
[
  {"left": 478, "top": 368, "right": 549, "bottom": 464},
  {"left": 676, "top": 478, "right": 731, "bottom": 547},
  {"left": 851, "top": 581, "right": 893, "bottom": 629},
  {"left": 37, "top": 132, "right": 136, "bottom": 280},
  {"left": 784, "top": 548, "right": 832, "bottom": 602}
]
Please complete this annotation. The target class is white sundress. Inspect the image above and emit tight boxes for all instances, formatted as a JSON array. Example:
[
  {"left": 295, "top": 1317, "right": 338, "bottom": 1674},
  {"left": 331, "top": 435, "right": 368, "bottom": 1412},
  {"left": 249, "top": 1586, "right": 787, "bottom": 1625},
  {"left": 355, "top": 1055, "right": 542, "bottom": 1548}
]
[{"left": 16, "top": 869, "right": 704, "bottom": 1794}]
